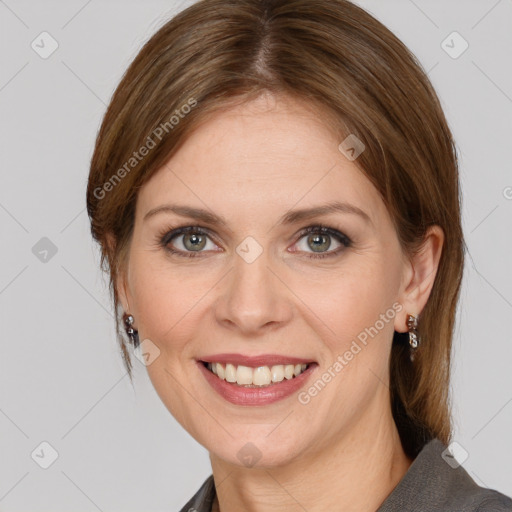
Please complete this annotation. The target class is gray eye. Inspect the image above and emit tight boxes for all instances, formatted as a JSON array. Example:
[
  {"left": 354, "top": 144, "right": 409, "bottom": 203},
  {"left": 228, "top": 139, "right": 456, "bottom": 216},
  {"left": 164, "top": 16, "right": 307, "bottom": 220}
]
[
  {"left": 295, "top": 232, "right": 341, "bottom": 254},
  {"left": 182, "top": 232, "right": 208, "bottom": 251},
  {"left": 307, "top": 233, "right": 332, "bottom": 253}
]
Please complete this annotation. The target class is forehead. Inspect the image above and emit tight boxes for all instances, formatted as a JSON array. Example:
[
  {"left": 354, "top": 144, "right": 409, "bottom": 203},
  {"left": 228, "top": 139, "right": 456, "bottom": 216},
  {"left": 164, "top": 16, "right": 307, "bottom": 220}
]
[{"left": 136, "top": 94, "right": 385, "bottom": 230}]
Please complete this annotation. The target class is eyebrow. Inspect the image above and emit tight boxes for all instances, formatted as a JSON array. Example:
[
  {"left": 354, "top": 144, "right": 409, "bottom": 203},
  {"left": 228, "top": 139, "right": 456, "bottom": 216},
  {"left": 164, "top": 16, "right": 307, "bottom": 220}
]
[{"left": 143, "top": 200, "right": 373, "bottom": 228}]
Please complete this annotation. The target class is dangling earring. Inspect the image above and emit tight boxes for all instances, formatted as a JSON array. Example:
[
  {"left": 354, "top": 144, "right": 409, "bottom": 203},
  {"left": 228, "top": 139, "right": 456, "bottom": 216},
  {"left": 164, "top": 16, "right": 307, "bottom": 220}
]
[
  {"left": 124, "top": 313, "right": 140, "bottom": 348},
  {"left": 407, "top": 313, "right": 420, "bottom": 361}
]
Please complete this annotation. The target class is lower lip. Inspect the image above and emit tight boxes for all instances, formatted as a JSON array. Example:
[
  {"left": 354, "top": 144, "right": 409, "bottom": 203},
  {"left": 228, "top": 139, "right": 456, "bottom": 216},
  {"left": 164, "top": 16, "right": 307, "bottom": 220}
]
[{"left": 197, "top": 361, "right": 318, "bottom": 406}]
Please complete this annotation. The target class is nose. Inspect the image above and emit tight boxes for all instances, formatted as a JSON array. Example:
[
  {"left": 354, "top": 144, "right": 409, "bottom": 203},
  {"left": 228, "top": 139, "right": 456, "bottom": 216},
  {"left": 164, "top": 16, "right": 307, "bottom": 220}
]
[{"left": 214, "top": 248, "right": 293, "bottom": 335}]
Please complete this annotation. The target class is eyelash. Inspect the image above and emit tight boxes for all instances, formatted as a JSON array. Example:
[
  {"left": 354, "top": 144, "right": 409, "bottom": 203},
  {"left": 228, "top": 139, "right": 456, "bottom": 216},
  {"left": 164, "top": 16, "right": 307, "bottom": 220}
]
[{"left": 157, "top": 224, "right": 352, "bottom": 260}]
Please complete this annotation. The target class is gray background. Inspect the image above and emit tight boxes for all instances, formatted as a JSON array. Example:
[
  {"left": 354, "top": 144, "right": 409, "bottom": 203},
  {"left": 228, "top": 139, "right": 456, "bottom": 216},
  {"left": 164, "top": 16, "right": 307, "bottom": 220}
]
[{"left": 0, "top": 0, "right": 511, "bottom": 510}]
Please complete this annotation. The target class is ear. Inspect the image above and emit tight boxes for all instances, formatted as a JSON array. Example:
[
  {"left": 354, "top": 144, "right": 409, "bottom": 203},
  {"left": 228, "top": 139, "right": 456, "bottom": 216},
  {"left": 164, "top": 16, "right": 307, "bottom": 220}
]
[
  {"left": 106, "top": 231, "right": 130, "bottom": 315},
  {"left": 394, "top": 225, "right": 444, "bottom": 333}
]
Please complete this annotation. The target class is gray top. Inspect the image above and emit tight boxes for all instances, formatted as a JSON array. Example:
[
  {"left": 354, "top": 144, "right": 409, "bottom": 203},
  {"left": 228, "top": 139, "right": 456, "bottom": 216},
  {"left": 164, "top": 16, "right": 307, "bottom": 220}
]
[{"left": 178, "top": 438, "right": 512, "bottom": 511}]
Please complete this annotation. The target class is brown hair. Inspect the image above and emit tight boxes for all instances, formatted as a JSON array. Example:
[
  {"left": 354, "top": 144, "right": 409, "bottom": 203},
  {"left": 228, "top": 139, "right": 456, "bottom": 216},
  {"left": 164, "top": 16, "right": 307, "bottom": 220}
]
[{"left": 86, "top": 0, "right": 465, "bottom": 459}]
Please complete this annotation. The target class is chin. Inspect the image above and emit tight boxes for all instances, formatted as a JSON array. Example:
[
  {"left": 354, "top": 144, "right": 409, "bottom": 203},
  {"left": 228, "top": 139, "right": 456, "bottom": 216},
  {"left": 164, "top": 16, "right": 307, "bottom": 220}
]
[{"left": 204, "top": 428, "right": 309, "bottom": 469}]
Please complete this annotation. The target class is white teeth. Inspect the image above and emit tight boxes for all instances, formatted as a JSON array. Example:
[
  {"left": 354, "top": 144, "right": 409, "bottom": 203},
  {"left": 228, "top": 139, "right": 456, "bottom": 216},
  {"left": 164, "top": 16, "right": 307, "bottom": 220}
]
[
  {"left": 215, "top": 362, "right": 225, "bottom": 379},
  {"left": 205, "top": 362, "right": 310, "bottom": 386},
  {"left": 225, "top": 363, "right": 237, "bottom": 383},
  {"left": 253, "top": 366, "right": 272, "bottom": 386},
  {"left": 236, "top": 365, "right": 253, "bottom": 385},
  {"left": 271, "top": 365, "right": 284, "bottom": 382},
  {"left": 284, "top": 364, "right": 294, "bottom": 379}
]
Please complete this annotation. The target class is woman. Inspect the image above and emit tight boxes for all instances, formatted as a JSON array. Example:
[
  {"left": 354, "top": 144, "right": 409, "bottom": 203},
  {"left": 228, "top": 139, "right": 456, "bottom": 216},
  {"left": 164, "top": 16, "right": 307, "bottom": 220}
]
[{"left": 86, "top": 0, "right": 512, "bottom": 510}]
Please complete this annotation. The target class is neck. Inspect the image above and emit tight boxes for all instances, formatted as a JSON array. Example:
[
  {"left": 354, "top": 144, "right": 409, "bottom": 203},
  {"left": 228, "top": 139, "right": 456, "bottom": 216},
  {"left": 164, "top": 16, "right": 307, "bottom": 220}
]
[{"left": 209, "top": 398, "right": 413, "bottom": 512}]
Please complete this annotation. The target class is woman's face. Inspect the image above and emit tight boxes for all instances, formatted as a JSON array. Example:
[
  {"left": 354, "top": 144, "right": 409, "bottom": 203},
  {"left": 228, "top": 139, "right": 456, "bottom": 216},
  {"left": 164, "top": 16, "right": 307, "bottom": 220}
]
[{"left": 118, "top": 93, "right": 414, "bottom": 467}]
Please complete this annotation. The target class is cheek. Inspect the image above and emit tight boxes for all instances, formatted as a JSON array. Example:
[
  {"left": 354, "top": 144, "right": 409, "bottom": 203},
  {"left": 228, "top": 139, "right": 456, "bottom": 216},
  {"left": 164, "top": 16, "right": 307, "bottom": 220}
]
[
  {"left": 292, "top": 257, "right": 399, "bottom": 346},
  {"left": 129, "top": 256, "right": 219, "bottom": 354},
  {"left": 290, "top": 261, "right": 400, "bottom": 422}
]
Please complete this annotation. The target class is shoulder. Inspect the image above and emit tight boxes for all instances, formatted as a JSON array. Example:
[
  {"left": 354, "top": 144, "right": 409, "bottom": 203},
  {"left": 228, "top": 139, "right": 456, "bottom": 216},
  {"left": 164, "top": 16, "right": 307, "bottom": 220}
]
[
  {"left": 453, "top": 484, "right": 512, "bottom": 511},
  {"left": 178, "top": 474, "right": 215, "bottom": 512},
  {"left": 378, "top": 438, "right": 512, "bottom": 512},
  {"left": 473, "top": 491, "right": 512, "bottom": 512}
]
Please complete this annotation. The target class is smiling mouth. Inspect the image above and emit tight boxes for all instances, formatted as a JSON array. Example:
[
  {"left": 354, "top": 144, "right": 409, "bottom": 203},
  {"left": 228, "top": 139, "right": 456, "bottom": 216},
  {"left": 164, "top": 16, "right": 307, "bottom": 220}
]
[{"left": 201, "top": 361, "right": 316, "bottom": 388}]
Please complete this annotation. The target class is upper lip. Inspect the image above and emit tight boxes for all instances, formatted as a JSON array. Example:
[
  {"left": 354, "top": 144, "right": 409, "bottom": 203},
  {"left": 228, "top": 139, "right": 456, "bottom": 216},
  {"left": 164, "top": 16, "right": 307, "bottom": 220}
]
[{"left": 198, "top": 353, "right": 316, "bottom": 367}]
